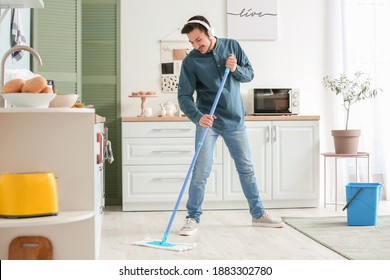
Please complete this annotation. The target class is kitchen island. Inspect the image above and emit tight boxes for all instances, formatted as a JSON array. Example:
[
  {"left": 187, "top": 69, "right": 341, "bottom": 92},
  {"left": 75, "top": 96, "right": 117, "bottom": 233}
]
[
  {"left": 122, "top": 115, "right": 320, "bottom": 211},
  {"left": 0, "top": 108, "right": 105, "bottom": 259}
]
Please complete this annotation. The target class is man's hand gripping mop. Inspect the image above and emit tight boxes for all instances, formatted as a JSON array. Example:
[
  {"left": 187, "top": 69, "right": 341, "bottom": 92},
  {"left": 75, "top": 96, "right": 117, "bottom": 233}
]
[{"left": 132, "top": 66, "right": 231, "bottom": 251}]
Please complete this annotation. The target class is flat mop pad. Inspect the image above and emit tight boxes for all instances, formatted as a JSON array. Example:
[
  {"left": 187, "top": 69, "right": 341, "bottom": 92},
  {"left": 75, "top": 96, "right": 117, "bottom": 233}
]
[{"left": 132, "top": 238, "right": 196, "bottom": 252}]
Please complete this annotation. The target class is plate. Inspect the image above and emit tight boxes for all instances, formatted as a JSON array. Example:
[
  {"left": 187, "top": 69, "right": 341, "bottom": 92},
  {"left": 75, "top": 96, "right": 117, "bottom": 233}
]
[{"left": 0, "top": 93, "right": 56, "bottom": 108}]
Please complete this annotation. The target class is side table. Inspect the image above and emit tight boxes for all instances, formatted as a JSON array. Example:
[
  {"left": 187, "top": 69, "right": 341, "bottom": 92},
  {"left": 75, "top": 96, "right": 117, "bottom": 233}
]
[{"left": 321, "top": 152, "right": 370, "bottom": 211}]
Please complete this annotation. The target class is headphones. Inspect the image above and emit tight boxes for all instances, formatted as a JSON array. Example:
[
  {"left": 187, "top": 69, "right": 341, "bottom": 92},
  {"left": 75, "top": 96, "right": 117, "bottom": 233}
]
[{"left": 187, "top": 19, "right": 215, "bottom": 37}]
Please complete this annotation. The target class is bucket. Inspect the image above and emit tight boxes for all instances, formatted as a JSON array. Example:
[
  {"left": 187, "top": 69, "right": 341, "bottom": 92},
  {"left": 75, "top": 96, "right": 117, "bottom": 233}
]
[{"left": 345, "top": 182, "right": 382, "bottom": 226}]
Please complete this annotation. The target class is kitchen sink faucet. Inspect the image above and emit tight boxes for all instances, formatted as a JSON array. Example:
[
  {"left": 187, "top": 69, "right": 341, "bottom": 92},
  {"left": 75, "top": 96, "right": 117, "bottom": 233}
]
[{"left": 1, "top": 45, "right": 43, "bottom": 107}]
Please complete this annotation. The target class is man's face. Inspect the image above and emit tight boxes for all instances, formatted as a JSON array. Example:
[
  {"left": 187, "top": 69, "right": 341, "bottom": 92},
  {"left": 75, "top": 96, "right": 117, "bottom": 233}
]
[{"left": 187, "top": 28, "right": 211, "bottom": 54}]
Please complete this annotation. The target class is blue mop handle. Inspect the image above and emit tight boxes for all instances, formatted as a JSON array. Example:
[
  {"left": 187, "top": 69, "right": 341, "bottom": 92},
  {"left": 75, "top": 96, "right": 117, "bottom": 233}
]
[{"left": 161, "top": 67, "right": 231, "bottom": 244}]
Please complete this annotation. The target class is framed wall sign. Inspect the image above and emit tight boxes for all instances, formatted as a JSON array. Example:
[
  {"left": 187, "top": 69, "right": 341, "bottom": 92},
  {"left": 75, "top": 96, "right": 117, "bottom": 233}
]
[{"left": 227, "top": 0, "right": 278, "bottom": 40}]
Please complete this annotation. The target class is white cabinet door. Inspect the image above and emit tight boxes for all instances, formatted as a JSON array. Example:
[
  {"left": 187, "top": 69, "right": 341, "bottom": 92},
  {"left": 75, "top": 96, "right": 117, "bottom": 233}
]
[
  {"left": 272, "top": 121, "right": 319, "bottom": 200},
  {"left": 122, "top": 120, "right": 225, "bottom": 211},
  {"left": 224, "top": 121, "right": 272, "bottom": 201},
  {"left": 122, "top": 122, "right": 195, "bottom": 138},
  {"left": 122, "top": 138, "right": 222, "bottom": 165},
  {"left": 224, "top": 120, "right": 319, "bottom": 207},
  {"left": 122, "top": 164, "right": 223, "bottom": 211}
]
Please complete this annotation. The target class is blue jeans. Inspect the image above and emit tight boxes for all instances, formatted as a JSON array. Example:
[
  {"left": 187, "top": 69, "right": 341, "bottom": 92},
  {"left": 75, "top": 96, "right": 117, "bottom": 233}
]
[{"left": 186, "top": 125, "right": 265, "bottom": 222}]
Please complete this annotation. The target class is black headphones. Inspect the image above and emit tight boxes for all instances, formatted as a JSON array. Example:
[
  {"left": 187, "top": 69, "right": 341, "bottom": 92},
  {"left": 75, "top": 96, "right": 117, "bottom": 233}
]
[{"left": 187, "top": 19, "right": 215, "bottom": 37}]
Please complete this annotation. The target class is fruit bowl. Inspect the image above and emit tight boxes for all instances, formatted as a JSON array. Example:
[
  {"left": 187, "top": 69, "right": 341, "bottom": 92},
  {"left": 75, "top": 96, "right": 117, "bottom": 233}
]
[
  {"left": 49, "top": 94, "right": 79, "bottom": 108},
  {"left": 0, "top": 93, "right": 56, "bottom": 108}
]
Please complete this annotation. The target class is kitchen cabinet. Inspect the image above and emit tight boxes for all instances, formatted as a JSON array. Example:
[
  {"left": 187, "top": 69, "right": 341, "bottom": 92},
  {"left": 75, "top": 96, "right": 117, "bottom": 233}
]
[
  {"left": 122, "top": 116, "right": 320, "bottom": 211},
  {"left": 122, "top": 121, "right": 223, "bottom": 211},
  {"left": 0, "top": 108, "right": 105, "bottom": 259},
  {"left": 225, "top": 120, "right": 320, "bottom": 208}
]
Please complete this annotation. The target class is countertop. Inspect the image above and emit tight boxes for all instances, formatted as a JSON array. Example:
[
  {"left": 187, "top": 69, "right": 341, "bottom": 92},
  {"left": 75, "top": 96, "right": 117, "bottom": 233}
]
[
  {"left": 0, "top": 108, "right": 106, "bottom": 123},
  {"left": 0, "top": 108, "right": 95, "bottom": 113},
  {"left": 122, "top": 115, "right": 320, "bottom": 122}
]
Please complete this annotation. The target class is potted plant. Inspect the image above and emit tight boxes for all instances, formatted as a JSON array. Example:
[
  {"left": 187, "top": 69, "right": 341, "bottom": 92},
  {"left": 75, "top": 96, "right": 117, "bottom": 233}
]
[{"left": 323, "top": 71, "right": 381, "bottom": 154}]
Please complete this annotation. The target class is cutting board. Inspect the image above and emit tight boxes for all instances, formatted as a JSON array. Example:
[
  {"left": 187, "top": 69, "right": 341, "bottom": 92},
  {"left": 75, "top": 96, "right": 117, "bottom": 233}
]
[{"left": 9, "top": 236, "right": 53, "bottom": 260}]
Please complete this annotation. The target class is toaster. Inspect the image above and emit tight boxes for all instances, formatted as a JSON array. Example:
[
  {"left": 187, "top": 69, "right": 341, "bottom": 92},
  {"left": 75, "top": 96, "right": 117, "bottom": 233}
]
[{"left": 0, "top": 172, "right": 59, "bottom": 218}]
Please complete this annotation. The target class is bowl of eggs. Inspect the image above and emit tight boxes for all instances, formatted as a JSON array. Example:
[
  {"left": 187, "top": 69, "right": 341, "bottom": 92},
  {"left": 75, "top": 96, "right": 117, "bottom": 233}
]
[{"left": 1, "top": 76, "right": 56, "bottom": 108}]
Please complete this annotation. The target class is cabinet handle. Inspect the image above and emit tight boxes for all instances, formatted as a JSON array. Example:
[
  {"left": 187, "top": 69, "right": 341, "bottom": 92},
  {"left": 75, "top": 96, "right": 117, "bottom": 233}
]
[
  {"left": 151, "top": 128, "right": 192, "bottom": 132},
  {"left": 272, "top": 125, "right": 277, "bottom": 142},
  {"left": 266, "top": 126, "right": 270, "bottom": 142},
  {"left": 153, "top": 150, "right": 192, "bottom": 154},
  {"left": 154, "top": 177, "right": 187, "bottom": 181},
  {"left": 97, "top": 132, "right": 104, "bottom": 164}
]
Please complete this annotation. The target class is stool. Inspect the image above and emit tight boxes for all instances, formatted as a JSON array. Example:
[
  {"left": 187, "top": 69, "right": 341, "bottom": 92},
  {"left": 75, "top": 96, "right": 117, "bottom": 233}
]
[{"left": 322, "top": 152, "right": 370, "bottom": 211}]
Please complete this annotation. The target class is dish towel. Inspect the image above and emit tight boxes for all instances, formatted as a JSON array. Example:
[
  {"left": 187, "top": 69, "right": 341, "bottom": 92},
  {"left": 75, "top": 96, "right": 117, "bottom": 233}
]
[{"left": 10, "top": 9, "right": 27, "bottom": 62}]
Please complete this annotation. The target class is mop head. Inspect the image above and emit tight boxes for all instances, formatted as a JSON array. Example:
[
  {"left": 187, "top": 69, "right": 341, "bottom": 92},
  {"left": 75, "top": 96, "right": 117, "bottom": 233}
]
[{"left": 132, "top": 238, "right": 196, "bottom": 252}]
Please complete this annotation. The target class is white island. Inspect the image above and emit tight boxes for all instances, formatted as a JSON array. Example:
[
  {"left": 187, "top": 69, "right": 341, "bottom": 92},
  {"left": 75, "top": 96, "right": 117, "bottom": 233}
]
[{"left": 0, "top": 108, "right": 105, "bottom": 259}]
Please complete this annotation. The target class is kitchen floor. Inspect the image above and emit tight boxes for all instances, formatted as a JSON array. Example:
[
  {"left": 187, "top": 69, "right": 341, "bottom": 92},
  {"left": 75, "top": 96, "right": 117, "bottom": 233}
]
[{"left": 99, "top": 200, "right": 390, "bottom": 260}]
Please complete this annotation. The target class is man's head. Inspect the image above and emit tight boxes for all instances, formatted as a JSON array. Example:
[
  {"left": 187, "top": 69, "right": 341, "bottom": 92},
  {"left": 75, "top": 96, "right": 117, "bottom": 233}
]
[
  {"left": 181, "top": 16, "right": 216, "bottom": 54},
  {"left": 181, "top": 16, "right": 214, "bottom": 37}
]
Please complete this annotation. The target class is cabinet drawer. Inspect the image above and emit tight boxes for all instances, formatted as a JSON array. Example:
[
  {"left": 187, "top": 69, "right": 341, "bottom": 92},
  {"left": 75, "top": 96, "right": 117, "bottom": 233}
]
[
  {"left": 122, "top": 122, "right": 195, "bottom": 138},
  {"left": 122, "top": 165, "right": 223, "bottom": 204},
  {"left": 122, "top": 138, "right": 223, "bottom": 165}
]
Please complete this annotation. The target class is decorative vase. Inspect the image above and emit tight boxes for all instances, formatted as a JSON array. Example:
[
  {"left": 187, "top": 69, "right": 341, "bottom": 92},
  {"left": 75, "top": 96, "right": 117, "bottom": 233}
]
[{"left": 331, "top": 129, "right": 361, "bottom": 154}]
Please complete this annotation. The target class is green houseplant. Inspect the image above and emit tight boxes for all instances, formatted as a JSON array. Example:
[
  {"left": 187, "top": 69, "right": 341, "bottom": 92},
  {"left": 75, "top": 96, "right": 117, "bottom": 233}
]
[{"left": 323, "top": 71, "right": 381, "bottom": 154}]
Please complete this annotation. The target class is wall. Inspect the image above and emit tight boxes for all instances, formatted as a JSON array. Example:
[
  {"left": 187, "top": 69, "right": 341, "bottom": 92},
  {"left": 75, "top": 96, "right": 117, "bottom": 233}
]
[
  {"left": 2, "top": 1, "right": 329, "bottom": 144},
  {"left": 120, "top": 0, "right": 327, "bottom": 126}
]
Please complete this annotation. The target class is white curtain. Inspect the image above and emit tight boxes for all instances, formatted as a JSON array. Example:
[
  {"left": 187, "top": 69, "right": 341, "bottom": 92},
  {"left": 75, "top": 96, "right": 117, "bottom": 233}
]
[{"left": 326, "top": 0, "right": 390, "bottom": 201}]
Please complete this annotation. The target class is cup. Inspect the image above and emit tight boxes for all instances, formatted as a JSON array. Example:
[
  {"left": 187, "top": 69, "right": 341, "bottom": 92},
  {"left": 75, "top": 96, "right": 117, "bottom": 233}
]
[{"left": 143, "top": 107, "right": 153, "bottom": 117}]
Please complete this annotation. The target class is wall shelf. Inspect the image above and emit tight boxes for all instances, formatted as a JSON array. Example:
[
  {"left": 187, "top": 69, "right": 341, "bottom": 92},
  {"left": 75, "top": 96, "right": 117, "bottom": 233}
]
[
  {"left": 0, "top": 0, "right": 44, "bottom": 24},
  {"left": 0, "top": 0, "right": 44, "bottom": 9}
]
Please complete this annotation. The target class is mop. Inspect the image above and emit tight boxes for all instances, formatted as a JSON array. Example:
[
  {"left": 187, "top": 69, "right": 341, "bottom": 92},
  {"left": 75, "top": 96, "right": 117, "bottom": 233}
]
[{"left": 132, "top": 66, "right": 231, "bottom": 251}]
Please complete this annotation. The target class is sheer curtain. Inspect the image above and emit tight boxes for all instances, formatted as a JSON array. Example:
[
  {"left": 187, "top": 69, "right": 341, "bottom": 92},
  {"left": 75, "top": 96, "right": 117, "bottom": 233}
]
[{"left": 326, "top": 0, "right": 390, "bottom": 201}]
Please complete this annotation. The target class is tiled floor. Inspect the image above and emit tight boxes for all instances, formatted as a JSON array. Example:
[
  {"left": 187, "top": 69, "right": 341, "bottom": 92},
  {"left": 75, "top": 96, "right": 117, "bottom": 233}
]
[{"left": 99, "top": 201, "right": 390, "bottom": 260}]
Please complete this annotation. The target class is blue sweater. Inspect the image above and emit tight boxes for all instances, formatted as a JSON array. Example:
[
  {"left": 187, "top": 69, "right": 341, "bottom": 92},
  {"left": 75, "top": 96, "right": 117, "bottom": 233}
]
[{"left": 178, "top": 38, "right": 254, "bottom": 131}]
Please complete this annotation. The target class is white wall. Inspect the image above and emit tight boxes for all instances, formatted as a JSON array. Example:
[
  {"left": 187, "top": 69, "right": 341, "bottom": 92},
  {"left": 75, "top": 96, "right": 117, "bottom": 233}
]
[
  {"left": 120, "top": 0, "right": 327, "bottom": 123},
  {"left": 2, "top": 1, "right": 331, "bottom": 150}
]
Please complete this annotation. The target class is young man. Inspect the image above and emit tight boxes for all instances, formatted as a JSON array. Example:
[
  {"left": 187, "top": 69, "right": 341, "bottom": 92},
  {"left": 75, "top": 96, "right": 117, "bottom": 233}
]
[{"left": 177, "top": 15, "right": 284, "bottom": 236}]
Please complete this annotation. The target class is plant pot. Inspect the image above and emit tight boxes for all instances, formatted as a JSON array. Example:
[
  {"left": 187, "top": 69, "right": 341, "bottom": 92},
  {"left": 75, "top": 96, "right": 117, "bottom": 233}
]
[{"left": 331, "top": 129, "right": 361, "bottom": 154}]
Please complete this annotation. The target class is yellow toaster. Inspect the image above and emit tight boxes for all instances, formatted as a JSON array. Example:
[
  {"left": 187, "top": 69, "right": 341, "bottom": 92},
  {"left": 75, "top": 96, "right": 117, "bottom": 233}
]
[{"left": 0, "top": 172, "right": 59, "bottom": 218}]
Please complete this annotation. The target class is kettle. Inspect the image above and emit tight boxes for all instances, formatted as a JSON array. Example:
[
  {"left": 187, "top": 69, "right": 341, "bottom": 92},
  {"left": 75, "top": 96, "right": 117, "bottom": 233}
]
[{"left": 163, "top": 101, "right": 179, "bottom": 116}]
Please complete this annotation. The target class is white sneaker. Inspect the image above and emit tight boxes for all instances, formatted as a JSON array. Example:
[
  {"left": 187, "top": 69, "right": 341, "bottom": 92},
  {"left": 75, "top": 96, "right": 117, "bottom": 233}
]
[
  {"left": 179, "top": 218, "right": 198, "bottom": 236},
  {"left": 252, "top": 212, "right": 284, "bottom": 228}
]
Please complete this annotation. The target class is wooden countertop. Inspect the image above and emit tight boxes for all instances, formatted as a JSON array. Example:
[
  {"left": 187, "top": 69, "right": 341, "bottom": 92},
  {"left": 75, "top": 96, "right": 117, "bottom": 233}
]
[{"left": 122, "top": 115, "right": 320, "bottom": 122}]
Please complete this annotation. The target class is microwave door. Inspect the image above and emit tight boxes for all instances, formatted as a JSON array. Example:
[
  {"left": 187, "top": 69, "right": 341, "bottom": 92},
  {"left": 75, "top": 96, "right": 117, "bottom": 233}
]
[
  {"left": 254, "top": 93, "right": 290, "bottom": 114},
  {"left": 273, "top": 94, "right": 290, "bottom": 113}
]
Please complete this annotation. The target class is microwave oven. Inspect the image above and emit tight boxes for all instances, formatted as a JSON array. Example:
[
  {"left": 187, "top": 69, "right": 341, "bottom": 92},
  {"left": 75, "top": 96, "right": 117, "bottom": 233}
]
[{"left": 246, "top": 88, "right": 300, "bottom": 116}]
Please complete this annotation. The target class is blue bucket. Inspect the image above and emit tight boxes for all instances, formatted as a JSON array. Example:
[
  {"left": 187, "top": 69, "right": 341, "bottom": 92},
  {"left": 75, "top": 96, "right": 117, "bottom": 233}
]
[{"left": 345, "top": 183, "right": 382, "bottom": 226}]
